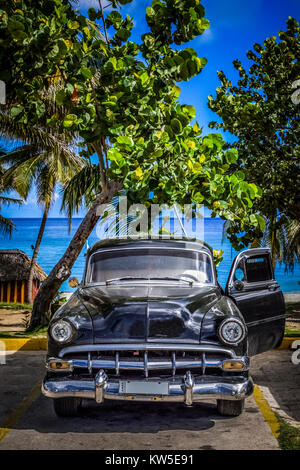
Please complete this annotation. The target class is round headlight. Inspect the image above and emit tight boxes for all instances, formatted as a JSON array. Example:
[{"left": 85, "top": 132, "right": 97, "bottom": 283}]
[
  {"left": 218, "top": 318, "right": 246, "bottom": 345},
  {"left": 50, "top": 320, "right": 74, "bottom": 344}
]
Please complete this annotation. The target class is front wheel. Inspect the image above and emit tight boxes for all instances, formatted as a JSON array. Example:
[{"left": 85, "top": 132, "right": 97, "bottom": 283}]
[
  {"left": 217, "top": 399, "right": 245, "bottom": 417},
  {"left": 53, "top": 397, "right": 82, "bottom": 417}
]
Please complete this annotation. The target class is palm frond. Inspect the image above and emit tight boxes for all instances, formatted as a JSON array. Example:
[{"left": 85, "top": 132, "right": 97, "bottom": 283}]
[
  {"left": 97, "top": 191, "right": 139, "bottom": 238},
  {"left": 2, "top": 153, "right": 44, "bottom": 198},
  {"left": 0, "top": 145, "right": 37, "bottom": 167},
  {"left": 61, "top": 164, "right": 102, "bottom": 228},
  {"left": 283, "top": 218, "right": 300, "bottom": 271},
  {"left": 0, "top": 214, "right": 15, "bottom": 237},
  {"left": 0, "top": 112, "right": 79, "bottom": 162},
  {"left": 0, "top": 195, "right": 23, "bottom": 205}
]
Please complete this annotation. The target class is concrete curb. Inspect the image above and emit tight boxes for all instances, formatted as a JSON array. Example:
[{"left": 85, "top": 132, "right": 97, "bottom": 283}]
[
  {"left": 0, "top": 338, "right": 47, "bottom": 351},
  {"left": 276, "top": 336, "right": 300, "bottom": 350},
  {"left": 252, "top": 384, "right": 280, "bottom": 440},
  {"left": 0, "top": 336, "right": 299, "bottom": 351}
]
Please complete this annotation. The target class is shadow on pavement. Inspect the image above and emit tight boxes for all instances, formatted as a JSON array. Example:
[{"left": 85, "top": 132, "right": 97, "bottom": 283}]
[{"left": 13, "top": 394, "right": 221, "bottom": 434}]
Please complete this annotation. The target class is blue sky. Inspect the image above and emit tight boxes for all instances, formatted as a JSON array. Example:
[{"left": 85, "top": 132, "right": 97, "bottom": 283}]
[{"left": 2, "top": 0, "right": 299, "bottom": 218}]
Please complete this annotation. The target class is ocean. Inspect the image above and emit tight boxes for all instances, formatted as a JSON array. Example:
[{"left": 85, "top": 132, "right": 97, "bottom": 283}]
[{"left": 0, "top": 218, "right": 299, "bottom": 293}]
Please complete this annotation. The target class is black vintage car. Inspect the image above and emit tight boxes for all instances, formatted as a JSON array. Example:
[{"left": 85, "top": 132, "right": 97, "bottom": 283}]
[{"left": 42, "top": 238, "right": 285, "bottom": 417}]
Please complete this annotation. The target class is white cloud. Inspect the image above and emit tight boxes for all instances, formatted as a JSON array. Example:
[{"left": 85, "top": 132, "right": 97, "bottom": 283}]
[{"left": 198, "top": 28, "right": 214, "bottom": 44}]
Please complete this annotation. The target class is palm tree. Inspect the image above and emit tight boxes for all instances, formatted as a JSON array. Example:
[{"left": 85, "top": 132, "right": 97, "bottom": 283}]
[
  {"left": 260, "top": 216, "right": 300, "bottom": 272},
  {"left": 1, "top": 144, "right": 84, "bottom": 304},
  {"left": 222, "top": 215, "right": 300, "bottom": 272},
  {"left": 0, "top": 146, "right": 23, "bottom": 237}
]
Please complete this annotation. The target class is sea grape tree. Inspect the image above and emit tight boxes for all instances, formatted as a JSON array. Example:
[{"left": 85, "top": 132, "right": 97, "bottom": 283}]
[{"left": 0, "top": 0, "right": 263, "bottom": 327}]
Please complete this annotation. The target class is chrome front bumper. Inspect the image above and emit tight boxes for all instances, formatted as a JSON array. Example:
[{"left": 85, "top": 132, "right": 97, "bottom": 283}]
[{"left": 42, "top": 371, "right": 254, "bottom": 405}]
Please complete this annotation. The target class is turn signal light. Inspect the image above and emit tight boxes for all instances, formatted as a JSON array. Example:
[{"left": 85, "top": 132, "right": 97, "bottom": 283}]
[
  {"left": 222, "top": 361, "right": 244, "bottom": 370},
  {"left": 49, "top": 361, "right": 70, "bottom": 370}
]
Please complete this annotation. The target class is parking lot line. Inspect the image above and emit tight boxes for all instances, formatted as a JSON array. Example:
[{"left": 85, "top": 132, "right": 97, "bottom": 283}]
[
  {"left": 253, "top": 384, "right": 280, "bottom": 439},
  {"left": 0, "top": 379, "right": 42, "bottom": 443}
]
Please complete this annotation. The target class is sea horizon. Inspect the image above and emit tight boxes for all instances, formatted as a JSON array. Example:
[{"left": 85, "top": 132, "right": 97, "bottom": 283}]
[{"left": 0, "top": 217, "right": 299, "bottom": 294}]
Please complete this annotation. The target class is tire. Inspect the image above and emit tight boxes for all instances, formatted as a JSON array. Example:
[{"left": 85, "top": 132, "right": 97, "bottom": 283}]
[
  {"left": 53, "top": 397, "right": 82, "bottom": 417},
  {"left": 217, "top": 399, "right": 245, "bottom": 417}
]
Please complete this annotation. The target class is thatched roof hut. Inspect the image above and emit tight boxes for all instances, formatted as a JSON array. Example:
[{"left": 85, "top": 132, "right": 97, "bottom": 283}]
[
  {"left": 0, "top": 249, "right": 46, "bottom": 282},
  {"left": 0, "top": 249, "right": 47, "bottom": 303}
]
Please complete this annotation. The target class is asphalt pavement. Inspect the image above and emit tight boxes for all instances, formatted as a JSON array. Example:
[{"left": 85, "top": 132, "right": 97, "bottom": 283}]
[{"left": 0, "top": 350, "right": 289, "bottom": 450}]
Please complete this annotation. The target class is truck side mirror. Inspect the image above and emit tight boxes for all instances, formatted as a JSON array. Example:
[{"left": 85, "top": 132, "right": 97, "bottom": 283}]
[{"left": 233, "top": 280, "right": 244, "bottom": 291}]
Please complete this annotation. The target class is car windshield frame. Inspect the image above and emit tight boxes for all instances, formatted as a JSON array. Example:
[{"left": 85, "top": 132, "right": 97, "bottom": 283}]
[{"left": 84, "top": 246, "right": 216, "bottom": 286}]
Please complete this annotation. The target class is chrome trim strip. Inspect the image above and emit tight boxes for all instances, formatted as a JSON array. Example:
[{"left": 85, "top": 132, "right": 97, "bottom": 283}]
[
  {"left": 246, "top": 314, "right": 286, "bottom": 327},
  {"left": 59, "top": 343, "right": 236, "bottom": 358}
]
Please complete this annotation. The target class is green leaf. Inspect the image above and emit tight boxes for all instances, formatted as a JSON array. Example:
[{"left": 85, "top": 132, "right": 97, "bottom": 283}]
[
  {"left": 10, "top": 106, "right": 23, "bottom": 118},
  {"left": 172, "top": 85, "right": 181, "bottom": 98},
  {"left": 55, "top": 90, "right": 66, "bottom": 106},
  {"left": 67, "top": 20, "right": 80, "bottom": 30},
  {"left": 182, "top": 105, "right": 196, "bottom": 119},
  {"left": 170, "top": 118, "right": 182, "bottom": 133},
  {"left": 146, "top": 7, "right": 155, "bottom": 17},
  {"left": 235, "top": 170, "right": 245, "bottom": 181},
  {"left": 255, "top": 214, "right": 266, "bottom": 231},
  {"left": 63, "top": 114, "right": 78, "bottom": 128},
  {"left": 107, "top": 148, "right": 125, "bottom": 166},
  {"left": 80, "top": 67, "right": 93, "bottom": 80},
  {"left": 135, "top": 166, "right": 143, "bottom": 179},
  {"left": 116, "top": 135, "right": 133, "bottom": 147},
  {"left": 225, "top": 148, "right": 238, "bottom": 163}
]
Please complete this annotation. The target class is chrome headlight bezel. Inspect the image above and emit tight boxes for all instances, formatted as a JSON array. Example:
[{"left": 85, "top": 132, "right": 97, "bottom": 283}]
[
  {"left": 49, "top": 319, "right": 75, "bottom": 344},
  {"left": 218, "top": 317, "right": 246, "bottom": 346}
]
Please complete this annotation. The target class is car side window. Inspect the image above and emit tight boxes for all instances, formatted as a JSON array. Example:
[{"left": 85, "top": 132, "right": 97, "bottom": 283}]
[{"left": 245, "top": 256, "right": 272, "bottom": 283}]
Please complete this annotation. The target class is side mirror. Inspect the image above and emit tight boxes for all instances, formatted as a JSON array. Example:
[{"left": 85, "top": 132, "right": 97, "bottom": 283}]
[
  {"left": 68, "top": 276, "right": 79, "bottom": 288},
  {"left": 233, "top": 280, "right": 244, "bottom": 291}
]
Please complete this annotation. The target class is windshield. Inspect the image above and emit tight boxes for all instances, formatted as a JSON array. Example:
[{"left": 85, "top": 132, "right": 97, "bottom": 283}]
[{"left": 87, "top": 248, "right": 214, "bottom": 284}]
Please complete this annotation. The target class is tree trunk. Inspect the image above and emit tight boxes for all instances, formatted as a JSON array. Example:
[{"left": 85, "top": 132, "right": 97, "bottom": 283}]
[
  {"left": 29, "top": 181, "right": 122, "bottom": 330},
  {"left": 27, "top": 202, "right": 50, "bottom": 304}
]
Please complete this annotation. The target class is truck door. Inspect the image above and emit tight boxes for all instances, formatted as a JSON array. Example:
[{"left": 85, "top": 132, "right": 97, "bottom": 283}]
[{"left": 225, "top": 248, "right": 285, "bottom": 356}]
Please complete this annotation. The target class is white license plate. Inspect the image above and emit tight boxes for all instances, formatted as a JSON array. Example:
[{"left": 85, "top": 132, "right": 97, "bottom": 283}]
[{"left": 119, "top": 380, "right": 169, "bottom": 395}]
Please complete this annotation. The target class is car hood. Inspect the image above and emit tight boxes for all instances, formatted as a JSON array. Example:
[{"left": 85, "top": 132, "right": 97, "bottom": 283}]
[{"left": 77, "top": 283, "right": 222, "bottom": 344}]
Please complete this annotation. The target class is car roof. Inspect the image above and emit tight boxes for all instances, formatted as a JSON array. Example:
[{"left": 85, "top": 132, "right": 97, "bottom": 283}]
[{"left": 88, "top": 237, "right": 213, "bottom": 257}]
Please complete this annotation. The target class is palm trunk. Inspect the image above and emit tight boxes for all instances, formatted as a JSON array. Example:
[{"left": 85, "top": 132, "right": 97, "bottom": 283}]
[
  {"left": 29, "top": 181, "right": 121, "bottom": 330},
  {"left": 27, "top": 202, "right": 50, "bottom": 304}
]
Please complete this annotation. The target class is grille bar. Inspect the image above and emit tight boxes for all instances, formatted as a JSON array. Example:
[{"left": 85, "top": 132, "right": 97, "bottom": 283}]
[
  {"left": 59, "top": 343, "right": 236, "bottom": 358},
  {"left": 172, "top": 352, "right": 176, "bottom": 376}
]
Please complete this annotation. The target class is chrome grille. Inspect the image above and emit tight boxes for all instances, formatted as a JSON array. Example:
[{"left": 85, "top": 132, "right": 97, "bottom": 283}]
[{"left": 58, "top": 343, "right": 237, "bottom": 377}]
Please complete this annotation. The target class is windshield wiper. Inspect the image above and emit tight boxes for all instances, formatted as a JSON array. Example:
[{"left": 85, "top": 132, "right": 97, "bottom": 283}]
[
  {"left": 105, "top": 276, "right": 193, "bottom": 286},
  {"left": 106, "top": 276, "right": 149, "bottom": 285},
  {"left": 149, "top": 277, "right": 193, "bottom": 286}
]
